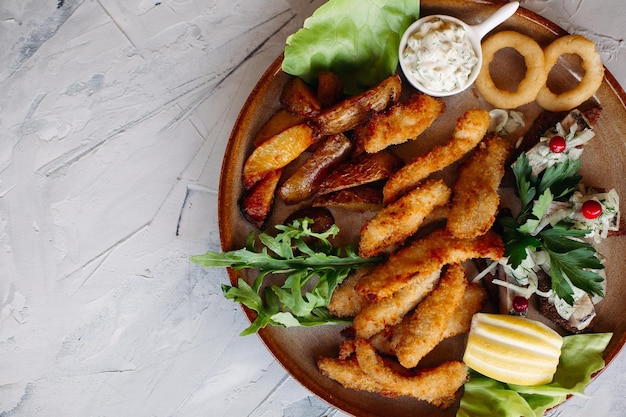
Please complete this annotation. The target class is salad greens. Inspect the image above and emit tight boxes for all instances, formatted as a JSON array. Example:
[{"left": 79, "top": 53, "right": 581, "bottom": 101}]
[
  {"left": 458, "top": 332, "right": 613, "bottom": 417},
  {"left": 191, "top": 218, "right": 380, "bottom": 335},
  {"left": 282, "top": 0, "right": 421, "bottom": 94},
  {"left": 499, "top": 153, "right": 605, "bottom": 305}
]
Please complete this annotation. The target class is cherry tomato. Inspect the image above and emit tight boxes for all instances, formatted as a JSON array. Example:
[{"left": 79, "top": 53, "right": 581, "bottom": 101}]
[
  {"left": 581, "top": 200, "right": 603, "bottom": 219},
  {"left": 512, "top": 296, "right": 528, "bottom": 313},
  {"left": 549, "top": 135, "right": 566, "bottom": 153}
]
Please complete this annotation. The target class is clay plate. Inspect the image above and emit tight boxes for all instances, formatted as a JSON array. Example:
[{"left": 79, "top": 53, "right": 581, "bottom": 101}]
[{"left": 218, "top": 0, "right": 626, "bottom": 415}]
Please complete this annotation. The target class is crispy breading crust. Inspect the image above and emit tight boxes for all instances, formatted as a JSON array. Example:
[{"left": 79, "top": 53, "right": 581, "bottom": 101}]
[
  {"left": 359, "top": 179, "right": 452, "bottom": 258},
  {"left": 355, "top": 229, "right": 504, "bottom": 301},
  {"left": 354, "top": 92, "right": 445, "bottom": 153},
  {"left": 447, "top": 135, "right": 513, "bottom": 239},
  {"left": 394, "top": 264, "right": 468, "bottom": 368},
  {"left": 327, "top": 265, "right": 375, "bottom": 318},
  {"left": 370, "top": 283, "right": 487, "bottom": 355},
  {"left": 354, "top": 339, "right": 468, "bottom": 408},
  {"left": 383, "top": 109, "right": 490, "bottom": 204},
  {"left": 353, "top": 270, "right": 441, "bottom": 339}
]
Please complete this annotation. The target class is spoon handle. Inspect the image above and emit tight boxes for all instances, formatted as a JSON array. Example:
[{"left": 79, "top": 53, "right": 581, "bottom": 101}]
[{"left": 472, "top": 1, "right": 519, "bottom": 40}]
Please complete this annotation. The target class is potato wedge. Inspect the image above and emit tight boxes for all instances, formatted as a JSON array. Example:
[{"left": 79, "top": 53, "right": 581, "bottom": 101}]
[
  {"left": 280, "top": 77, "right": 321, "bottom": 117},
  {"left": 355, "top": 229, "right": 504, "bottom": 301},
  {"left": 359, "top": 179, "right": 452, "bottom": 258},
  {"left": 253, "top": 109, "right": 306, "bottom": 147},
  {"left": 278, "top": 133, "right": 353, "bottom": 204},
  {"left": 317, "top": 150, "right": 402, "bottom": 195},
  {"left": 394, "top": 263, "right": 467, "bottom": 369},
  {"left": 313, "top": 74, "right": 402, "bottom": 135},
  {"left": 316, "top": 71, "right": 344, "bottom": 108},
  {"left": 383, "top": 109, "right": 490, "bottom": 204},
  {"left": 355, "top": 93, "right": 445, "bottom": 153},
  {"left": 312, "top": 185, "right": 383, "bottom": 212},
  {"left": 240, "top": 169, "right": 282, "bottom": 229},
  {"left": 447, "top": 135, "right": 513, "bottom": 238},
  {"left": 243, "top": 123, "right": 317, "bottom": 190}
]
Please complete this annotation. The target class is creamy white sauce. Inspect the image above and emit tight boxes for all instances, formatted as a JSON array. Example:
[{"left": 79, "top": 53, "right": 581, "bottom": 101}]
[{"left": 402, "top": 18, "right": 478, "bottom": 92}]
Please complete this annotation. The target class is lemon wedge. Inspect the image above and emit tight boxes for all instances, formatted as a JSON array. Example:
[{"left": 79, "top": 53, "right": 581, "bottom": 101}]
[{"left": 463, "top": 313, "right": 563, "bottom": 386}]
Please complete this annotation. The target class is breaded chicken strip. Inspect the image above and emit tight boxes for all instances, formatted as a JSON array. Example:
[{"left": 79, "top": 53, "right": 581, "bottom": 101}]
[
  {"left": 354, "top": 93, "right": 445, "bottom": 153},
  {"left": 383, "top": 109, "right": 490, "bottom": 204},
  {"left": 353, "top": 270, "right": 441, "bottom": 339},
  {"left": 355, "top": 229, "right": 503, "bottom": 301},
  {"left": 359, "top": 179, "right": 451, "bottom": 258},
  {"left": 327, "top": 265, "right": 375, "bottom": 317},
  {"left": 354, "top": 339, "right": 468, "bottom": 408},
  {"left": 394, "top": 264, "right": 467, "bottom": 368},
  {"left": 447, "top": 135, "right": 512, "bottom": 239},
  {"left": 370, "top": 283, "right": 487, "bottom": 355}
]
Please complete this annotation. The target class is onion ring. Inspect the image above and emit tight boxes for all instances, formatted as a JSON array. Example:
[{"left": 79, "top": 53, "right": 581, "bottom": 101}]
[
  {"left": 536, "top": 35, "right": 604, "bottom": 112},
  {"left": 476, "top": 31, "right": 548, "bottom": 109}
]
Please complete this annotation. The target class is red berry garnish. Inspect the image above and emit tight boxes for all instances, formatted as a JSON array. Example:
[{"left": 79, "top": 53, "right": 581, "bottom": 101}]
[
  {"left": 549, "top": 135, "right": 566, "bottom": 153},
  {"left": 581, "top": 200, "right": 603, "bottom": 219},
  {"left": 512, "top": 296, "right": 529, "bottom": 313}
]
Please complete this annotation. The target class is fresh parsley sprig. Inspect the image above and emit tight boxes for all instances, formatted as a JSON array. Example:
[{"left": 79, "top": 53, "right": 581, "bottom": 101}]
[
  {"left": 191, "top": 218, "right": 381, "bottom": 335},
  {"left": 499, "top": 153, "right": 605, "bottom": 305}
]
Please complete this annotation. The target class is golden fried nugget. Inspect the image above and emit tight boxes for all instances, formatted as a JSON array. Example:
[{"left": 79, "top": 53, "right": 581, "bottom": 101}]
[
  {"left": 354, "top": 339, "right": 469, "bottom": 408},
  {"left": 355, "top": 229, "right": 503, "bottom": 301},
  {"left": 355, "top": 93, "right": 445, "bottom": 153},
  {"left": 394, "top": 264, "right": 468, "bottom": 368},
  {"left": 359, "top": 179, "right": 452, "bottom": 258},
  {"left": 327, "top": 266, "right": 375, "bottom": 317},
  {"left": 353, "top": 270, "right": 440, "bottom": 339},
  {"left": 383, "top": 109, "right": 490, "bottom": 204},
  {"left": 447, "top": 135, "right": 513, "bottom": 239}
]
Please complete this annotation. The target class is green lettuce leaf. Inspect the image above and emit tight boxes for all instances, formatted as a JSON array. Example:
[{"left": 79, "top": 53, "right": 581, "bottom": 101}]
[
  {"left": 282, "top": 0, "right": 420, "bottom": 94},
  {"left": 458, "top": 333, "right": 612, "bottom": 417}
]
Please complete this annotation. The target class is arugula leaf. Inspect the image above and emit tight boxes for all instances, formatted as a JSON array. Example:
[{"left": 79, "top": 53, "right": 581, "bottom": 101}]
[
  {"left": 282, "top": 0, "right": 421, "bottom": 94},
  {"left": 191, "top": 218, "right": 380, "bottom": 335}
]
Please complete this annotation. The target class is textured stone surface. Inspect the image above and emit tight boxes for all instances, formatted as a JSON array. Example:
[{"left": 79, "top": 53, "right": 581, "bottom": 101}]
[{"left": 0, "top": 1, "right": 624, "bottom": 416}]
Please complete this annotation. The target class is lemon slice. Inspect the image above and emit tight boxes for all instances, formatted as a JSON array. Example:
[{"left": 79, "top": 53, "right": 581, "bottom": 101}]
[{"left": 463, "top": 313, "right": 563, "bottom": 386}]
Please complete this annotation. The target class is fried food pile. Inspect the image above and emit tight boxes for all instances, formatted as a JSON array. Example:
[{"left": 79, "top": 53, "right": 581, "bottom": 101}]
[{"left": 238, "top": 72, "right": 517, "bottom": 408}]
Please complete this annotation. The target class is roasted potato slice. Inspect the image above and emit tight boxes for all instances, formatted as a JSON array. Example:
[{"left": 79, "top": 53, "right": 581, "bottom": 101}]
[
  {"left": 313, "top": 74, "right": 402, "bottom": 135},
  {"left": 243, "top": 123, "right": 317, "bottom": 190},
  {"left": 253, "top": 109, "right": 306, "bottom": 147},
  {"left": 280, "top": 77, "right": 321, "bottom": 117},
  {"left": 317, "top": 150, "right": 403, "bottom": 195},
  {"left": 312, "top": 185, "right": 383, "bottom": 212},
  {"left": 354, "top": 93, "right": 445, "bottom": 153},
  {"left": 278, "top": 133, "right": 353, "bottom": 204},
  {"left": 316, "top": 71, "right": 344, "bottom": 108},
  {"left": 240, "top": 169, "right": 282, "bottom": 229}
]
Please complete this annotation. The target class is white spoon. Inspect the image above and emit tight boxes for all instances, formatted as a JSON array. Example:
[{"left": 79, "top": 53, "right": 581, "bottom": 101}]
[{"left": 399, "top": 1, "right": 520, "bottom": 97}]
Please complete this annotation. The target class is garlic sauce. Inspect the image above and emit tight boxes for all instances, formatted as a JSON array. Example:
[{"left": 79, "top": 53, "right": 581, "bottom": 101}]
[{"left": 401, "top": 18, "right": 479, "bottom": 93}]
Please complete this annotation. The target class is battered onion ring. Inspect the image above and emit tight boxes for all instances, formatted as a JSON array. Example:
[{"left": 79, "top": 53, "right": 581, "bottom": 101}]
[
  {"left": 476, "top": 31, "right": 547, "bottom": 109},
  {"left": 536, "top": 35, "right": 604, "bottom": 112}
]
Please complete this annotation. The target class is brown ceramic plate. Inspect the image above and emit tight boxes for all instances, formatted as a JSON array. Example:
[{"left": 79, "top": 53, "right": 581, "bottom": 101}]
[{"left": 218, "top": 0, "right": 626, "bottom": 415}]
